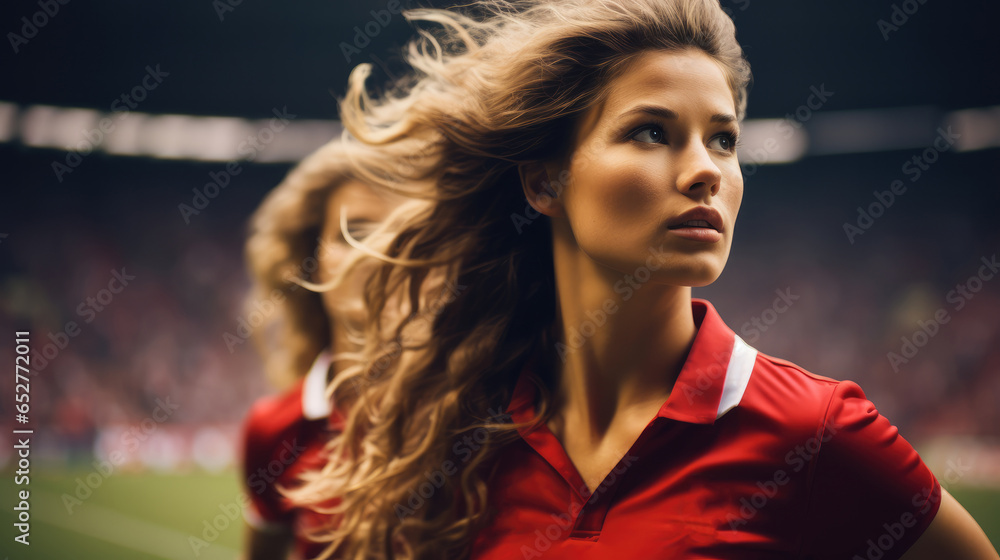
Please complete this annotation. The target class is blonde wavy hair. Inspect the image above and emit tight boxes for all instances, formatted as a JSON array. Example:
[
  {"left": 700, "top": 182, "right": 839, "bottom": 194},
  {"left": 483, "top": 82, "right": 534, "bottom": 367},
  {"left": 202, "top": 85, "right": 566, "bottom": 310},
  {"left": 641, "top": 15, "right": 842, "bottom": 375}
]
[{"left": 292, "top": 1, "right": 751, "bottom": 558}]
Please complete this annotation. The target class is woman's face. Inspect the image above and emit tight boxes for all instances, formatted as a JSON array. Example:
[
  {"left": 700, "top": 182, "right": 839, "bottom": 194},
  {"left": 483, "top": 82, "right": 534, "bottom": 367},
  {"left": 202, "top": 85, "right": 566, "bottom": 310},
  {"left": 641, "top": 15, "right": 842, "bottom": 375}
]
[
  {"left": 316, "top": 180, "right": 401, "bottom": 331},
  {"left": 556, "top": 48, "right": 743, "bottom": 288}
]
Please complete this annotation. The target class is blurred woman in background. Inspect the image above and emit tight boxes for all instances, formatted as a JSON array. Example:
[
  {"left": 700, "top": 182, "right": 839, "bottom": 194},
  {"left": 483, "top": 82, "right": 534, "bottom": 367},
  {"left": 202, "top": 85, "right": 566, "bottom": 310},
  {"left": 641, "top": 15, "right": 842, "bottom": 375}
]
[{"left": 239, "top": 138, "right": 404, "bottom": 559}]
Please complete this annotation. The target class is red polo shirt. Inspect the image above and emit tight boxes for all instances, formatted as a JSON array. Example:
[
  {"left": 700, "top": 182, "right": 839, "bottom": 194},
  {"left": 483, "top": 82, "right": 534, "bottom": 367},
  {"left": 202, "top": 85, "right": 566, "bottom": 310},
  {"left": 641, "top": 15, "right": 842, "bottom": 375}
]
[
  {"left": 472, "top": 299, "right": 940, "bottom": 560},
  {"left": 241, "top": 350, "right": 344, "bottom": 560}
]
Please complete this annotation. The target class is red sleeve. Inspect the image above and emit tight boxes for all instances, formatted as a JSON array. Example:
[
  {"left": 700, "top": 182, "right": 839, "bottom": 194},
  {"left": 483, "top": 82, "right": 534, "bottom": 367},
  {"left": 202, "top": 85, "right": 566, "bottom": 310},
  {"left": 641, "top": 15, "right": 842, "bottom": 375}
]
[
  {"left": 240, "top": 382, "right": 306, "bottom": 530},
  {"left": 802, "top": 380, "right": 941, "bottom": 559}
]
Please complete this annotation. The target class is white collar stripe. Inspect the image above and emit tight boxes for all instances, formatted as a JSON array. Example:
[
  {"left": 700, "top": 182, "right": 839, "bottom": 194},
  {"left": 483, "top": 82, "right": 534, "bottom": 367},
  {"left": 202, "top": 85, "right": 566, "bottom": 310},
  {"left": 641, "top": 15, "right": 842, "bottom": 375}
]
[
  {"left": 302, "top": 350, "right": 333, "bottom": 420},
  {"left": 716, "top": 335, "right": 757, "bottom": 419}
]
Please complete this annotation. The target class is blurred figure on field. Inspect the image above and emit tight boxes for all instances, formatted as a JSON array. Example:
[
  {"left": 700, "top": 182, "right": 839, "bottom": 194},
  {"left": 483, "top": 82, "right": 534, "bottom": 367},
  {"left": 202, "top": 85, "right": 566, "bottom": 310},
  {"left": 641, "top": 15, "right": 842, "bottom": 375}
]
[{"left": 239, "top": 138, "right": 404, "bottom": 560}]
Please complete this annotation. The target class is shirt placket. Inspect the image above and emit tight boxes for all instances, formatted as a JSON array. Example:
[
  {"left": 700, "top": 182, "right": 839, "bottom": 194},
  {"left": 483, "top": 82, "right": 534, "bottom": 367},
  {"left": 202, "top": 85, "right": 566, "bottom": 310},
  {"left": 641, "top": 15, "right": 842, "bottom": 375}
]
[{"left": 516, "top": 415, "right": 667, "bottom": 541}]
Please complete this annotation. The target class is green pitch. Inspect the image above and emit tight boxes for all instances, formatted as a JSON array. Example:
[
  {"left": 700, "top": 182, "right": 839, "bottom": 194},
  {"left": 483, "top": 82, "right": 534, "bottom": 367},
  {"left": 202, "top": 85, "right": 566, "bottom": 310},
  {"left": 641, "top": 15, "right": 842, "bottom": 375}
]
[
  {"left": 1, "top": 468, "right": 997, "bottom": 558},
  {"left": 1, "top": 468, "right": 244, "bottom": 560}
]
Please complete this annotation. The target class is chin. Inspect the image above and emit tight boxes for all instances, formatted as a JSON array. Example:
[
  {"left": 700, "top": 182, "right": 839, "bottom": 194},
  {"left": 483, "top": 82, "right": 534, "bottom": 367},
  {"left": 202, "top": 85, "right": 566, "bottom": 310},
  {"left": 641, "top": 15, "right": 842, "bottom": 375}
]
[
  {"left": 591, "top": 245, "right": 728, "bottom": 288},
  {"left": 683, "top": 274, "right": 721, "bottom": 289},
  {"left": 654, "top": 270, "right": 720, "bottom": 289},
  {"left": 657, "top": 259, "right": 726, "bottom": 288}
]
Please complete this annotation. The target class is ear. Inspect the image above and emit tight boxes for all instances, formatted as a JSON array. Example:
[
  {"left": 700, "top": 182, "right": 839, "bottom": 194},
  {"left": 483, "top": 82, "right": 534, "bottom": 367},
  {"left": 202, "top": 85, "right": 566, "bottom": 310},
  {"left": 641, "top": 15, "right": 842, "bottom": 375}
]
[{"left": 517, "top": 161, "right": 565, "bottom": 218}]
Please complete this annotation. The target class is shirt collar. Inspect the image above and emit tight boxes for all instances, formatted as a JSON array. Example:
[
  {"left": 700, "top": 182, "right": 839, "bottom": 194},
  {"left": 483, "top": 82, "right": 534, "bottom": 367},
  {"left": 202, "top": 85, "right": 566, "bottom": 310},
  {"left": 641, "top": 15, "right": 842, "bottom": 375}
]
[
  {"left": 506, "top": 299, "right": 757, "bottom": 426},
  {"left": 302, "top": 349, "right": 333, "bottom": 420}
]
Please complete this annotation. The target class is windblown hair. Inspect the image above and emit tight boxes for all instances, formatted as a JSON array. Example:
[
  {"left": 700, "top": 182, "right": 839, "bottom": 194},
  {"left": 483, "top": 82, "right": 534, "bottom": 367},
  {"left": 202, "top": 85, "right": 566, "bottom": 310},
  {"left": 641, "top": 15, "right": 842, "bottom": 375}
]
[
  {"left": 243, "top": 139, "right": 360, "bottom": 388},
  {"left": 292, "top": 1, "right": 751, "bottom": 558}
]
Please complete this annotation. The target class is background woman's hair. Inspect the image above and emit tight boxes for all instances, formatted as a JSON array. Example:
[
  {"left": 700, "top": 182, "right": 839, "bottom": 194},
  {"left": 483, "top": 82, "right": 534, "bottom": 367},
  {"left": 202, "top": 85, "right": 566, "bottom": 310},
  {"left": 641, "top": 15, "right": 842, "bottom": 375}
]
[
  {"left": 243, "top": 139, "right": 355, "bottom": 388},
  {"left": 291, "top": 1, "right": 752, "bottom": 558}
]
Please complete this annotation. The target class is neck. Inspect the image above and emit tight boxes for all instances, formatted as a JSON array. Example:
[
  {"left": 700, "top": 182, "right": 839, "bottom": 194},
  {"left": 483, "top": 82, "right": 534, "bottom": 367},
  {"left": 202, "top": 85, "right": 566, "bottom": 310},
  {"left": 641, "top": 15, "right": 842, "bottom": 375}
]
[{"left": 549, "top": 222, "right": 697, "bottom": 438}]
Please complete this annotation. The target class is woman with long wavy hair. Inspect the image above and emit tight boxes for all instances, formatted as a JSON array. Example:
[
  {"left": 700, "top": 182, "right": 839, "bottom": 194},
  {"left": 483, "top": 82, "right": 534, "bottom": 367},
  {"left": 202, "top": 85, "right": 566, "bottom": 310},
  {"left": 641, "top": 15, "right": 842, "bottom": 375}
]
[
  {"left": 239, "top": 138, "right": 404, "bottom": 559},
  {"left": 293, "top": 1, "right": 1000, "bottom": 558}
]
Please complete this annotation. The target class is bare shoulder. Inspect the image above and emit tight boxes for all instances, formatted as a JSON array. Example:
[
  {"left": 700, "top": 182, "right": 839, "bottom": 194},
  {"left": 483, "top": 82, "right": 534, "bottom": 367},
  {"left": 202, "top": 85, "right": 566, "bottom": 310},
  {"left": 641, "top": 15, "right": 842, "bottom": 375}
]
[{"left": 901, "top": 488, "right": 999, "bottom": 560}]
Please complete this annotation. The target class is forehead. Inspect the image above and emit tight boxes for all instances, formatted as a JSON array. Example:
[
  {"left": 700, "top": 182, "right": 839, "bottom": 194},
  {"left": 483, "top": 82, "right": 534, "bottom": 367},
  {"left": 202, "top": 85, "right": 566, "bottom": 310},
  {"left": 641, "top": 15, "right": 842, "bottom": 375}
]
[{"left": 590, "top": 48, "right": 736, "bottom": 126}]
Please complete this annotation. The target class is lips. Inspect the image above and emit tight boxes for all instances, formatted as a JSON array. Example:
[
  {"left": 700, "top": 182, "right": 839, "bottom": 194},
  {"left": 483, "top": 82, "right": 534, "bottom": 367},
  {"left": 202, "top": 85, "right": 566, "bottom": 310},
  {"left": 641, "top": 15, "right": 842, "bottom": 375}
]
[
  {"left": 675, "top": 219, "right": 713, "bottom": 229},
  {"left": 667, "top": 207, "right": 724, "bottom": 233}
]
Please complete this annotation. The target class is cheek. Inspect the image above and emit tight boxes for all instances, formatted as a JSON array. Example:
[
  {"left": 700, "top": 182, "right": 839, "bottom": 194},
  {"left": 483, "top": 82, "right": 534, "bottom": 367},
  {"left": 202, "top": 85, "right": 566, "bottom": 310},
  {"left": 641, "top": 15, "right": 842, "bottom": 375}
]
[
  {"left": 316, "top": 244, "right": 358, "bottom": 311},
  {"left": 723, "top": 167, "right": 744, "bottom": 217},
  {"left": 567, "top": 148, "right": 664, "bottom": 230},
  {"left": 319, "top": 249, "right": 378, "bottom": 311},
  {"left": 317, "top": 243, "right": 350, "bottom": 281}
]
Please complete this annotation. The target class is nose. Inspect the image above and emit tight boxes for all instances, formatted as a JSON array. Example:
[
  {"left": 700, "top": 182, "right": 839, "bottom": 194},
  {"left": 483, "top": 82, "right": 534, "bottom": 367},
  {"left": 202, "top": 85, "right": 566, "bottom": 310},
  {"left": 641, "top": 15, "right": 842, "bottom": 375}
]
[{"left": 675, "top": 142, "right": 722, "bottom": 198}]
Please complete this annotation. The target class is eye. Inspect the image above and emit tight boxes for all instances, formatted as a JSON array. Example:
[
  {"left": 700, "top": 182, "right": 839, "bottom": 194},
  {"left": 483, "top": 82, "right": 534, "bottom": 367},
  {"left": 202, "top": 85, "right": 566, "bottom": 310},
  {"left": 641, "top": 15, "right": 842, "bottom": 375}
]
[
  {"left": 630, "top": 124, "right": 666, "bottom": 144},
  {"left": 708, "top": 131, "right": 740, "bottom": 153},
  {"left": 340, "top": 220, "right": 377, "bottom": 242}
]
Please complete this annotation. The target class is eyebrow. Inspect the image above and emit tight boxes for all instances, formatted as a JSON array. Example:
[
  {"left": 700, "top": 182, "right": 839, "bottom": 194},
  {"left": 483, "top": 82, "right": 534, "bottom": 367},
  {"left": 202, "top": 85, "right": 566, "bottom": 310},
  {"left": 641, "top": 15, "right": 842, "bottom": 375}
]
[{"left": 619, "top": 104, "right": 738, "bottom": 125}]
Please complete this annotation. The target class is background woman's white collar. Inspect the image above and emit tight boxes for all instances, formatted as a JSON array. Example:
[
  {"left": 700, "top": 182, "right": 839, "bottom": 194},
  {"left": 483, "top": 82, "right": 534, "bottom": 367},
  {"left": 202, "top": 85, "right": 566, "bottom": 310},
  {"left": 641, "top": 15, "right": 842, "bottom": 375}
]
[{"left": 302, "top": 349, "right": 333, "bottom": 420}]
